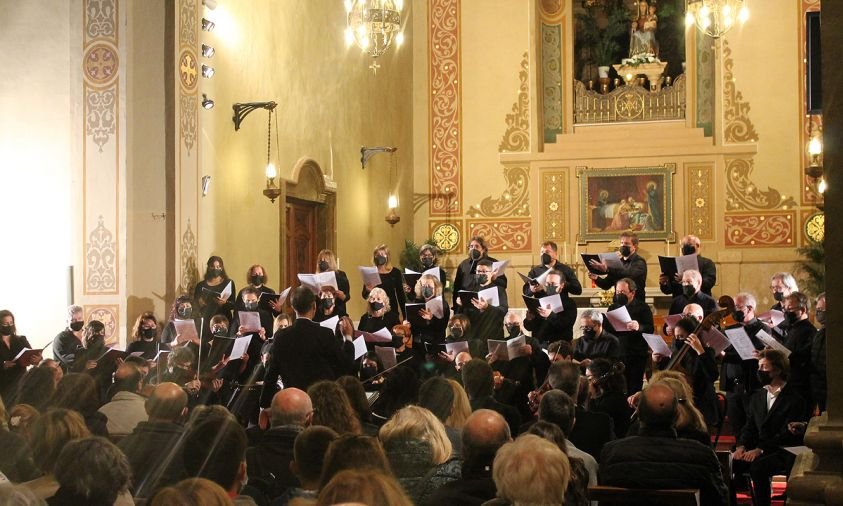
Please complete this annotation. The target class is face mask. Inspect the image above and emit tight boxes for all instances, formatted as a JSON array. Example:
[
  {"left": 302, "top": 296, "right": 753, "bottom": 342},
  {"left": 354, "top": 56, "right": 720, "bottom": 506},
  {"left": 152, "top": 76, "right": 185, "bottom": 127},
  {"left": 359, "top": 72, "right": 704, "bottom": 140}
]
[
  {"left": 540, "top": 253, "right": 552, "bottom": 265},
  {"left": 545, "top": 284, "right": 559, "bottom": 295},
  {"left": 210, "top": 268, "right": 223, "bottom": 277},
  {"left": 682, "top": 284, "right": 696, "bottom": 298},
  {"left": 421, "top": 257, "right": 434, "bottom": 268},
  {"left": 212, "top": 327, "right": 228, "bottom": 337},
  {"left": 619, "top": 245, "right": 632, "bottom": 257},
  {"left": 318, "top": 260, "right": 330, "bottom": 272},
  {"left": 613, "top": 293, "right": 629, "bottom": 306},
  {"left": 70, "top": 321, "right": 84, "bottom": 332},
  {"left": 0, "top": 326, "right": 12, "bottom": 336},
  {"left": 450, "top": 327, "right": 463, "bottom": 340},
  {"left": 785, "top": 311, "right": 800, "bottom": 325},
  {"left": 374, "top": 255, "right": 387, "bottom": 266},
  {"left": 732, "top": 310, "right": 745, "bottom": 323},
  {"left": 321, "top": 298, "right": 334, "bottom": 311},
  {"left": 816, "top": 310, "right": 826, "bottom": 326},
  {"left": 250, "top": 275, "right": 265, "bottom": 286},
  {"left": 477, "top": 274, "right": 489, "bottom": 285},
  {"left": 140, "top": 328, "right": 156, "bottom": 340},
  {"left": 371, "top": 301, "right": 385, "bottom": 312},
  {"left": 681, "top": 244, "right": 696, "bottom": 256},
  {"left": 757, "top": 370, "right": 773, "bottom": 386},
  {"left": 361, "top": 365, "right": 378, "bottom": 379},
  {"left": 582, "top": 328, "right": 596, "bottom": 339},
  {"left": 244, "top": 301, "right": 258, "bottom": 311},
  {"left": 506, "top": 325, "right": 520, "bottom": 338},
  {"left": 469, "top": 249, "right": 481, "bottom": 261},
  {"left": 178, "top": 306, "right": 193, "bottom": 319},
  {"left": 422, "top": 286, "right": 434, "bottom": 299}
]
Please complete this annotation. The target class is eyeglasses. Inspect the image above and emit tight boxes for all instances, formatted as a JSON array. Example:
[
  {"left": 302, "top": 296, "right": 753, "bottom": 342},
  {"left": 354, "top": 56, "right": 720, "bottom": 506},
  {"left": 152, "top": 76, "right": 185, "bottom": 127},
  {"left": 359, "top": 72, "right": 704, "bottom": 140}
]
[{"left": 476, "top": 270, "right": 492, "bottom": 274}]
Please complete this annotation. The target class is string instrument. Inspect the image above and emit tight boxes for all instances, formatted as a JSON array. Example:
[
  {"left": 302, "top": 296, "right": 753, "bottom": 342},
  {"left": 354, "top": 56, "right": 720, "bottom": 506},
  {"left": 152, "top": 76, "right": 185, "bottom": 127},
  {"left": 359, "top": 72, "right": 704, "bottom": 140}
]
[
  {"left": 665, "top": 295, "right": 735, "bottom": 374},
  {"left": 589, "top": 361, "right": 626, "bottom": 395},
  {"left": 527, "top": 345, "right": 563, "bottom": 414}
]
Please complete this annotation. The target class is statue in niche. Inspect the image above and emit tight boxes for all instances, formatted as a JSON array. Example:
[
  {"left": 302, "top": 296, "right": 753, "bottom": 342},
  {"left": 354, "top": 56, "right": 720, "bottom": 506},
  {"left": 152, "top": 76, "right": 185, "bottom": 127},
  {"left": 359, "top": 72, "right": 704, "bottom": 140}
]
[{"left": 630, "top": 0, "right": 658, "bottom": 58}]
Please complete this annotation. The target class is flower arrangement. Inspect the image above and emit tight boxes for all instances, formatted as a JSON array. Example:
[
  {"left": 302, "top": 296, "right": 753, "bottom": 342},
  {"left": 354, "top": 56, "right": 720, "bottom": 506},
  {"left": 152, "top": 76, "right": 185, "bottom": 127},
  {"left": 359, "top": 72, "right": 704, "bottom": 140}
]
[{"left": 621, "top": 54, "right": 661, "bottom": 67}]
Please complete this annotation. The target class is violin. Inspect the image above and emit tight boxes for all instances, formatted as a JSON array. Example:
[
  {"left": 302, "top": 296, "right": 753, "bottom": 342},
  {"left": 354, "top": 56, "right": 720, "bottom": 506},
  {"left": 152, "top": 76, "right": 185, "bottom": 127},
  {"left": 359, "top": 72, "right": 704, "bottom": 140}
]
[
  {"left": 527, "top": 346, "right": 565, "bottom": 414},
  {"left": 666, "top": 295, "right": 735, "bottom": 373}
]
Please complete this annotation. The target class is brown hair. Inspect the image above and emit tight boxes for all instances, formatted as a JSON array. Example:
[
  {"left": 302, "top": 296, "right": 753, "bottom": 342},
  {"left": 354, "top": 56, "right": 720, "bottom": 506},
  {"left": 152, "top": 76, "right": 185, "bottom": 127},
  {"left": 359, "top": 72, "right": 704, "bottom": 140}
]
[
  {"left": 317, "top": 468, "right": 413, "bottom": 506},
  {"left": 29, "top": 408, "right": 90, "bottom": 473},
  {"left": 131, "top": 311, "right": 159, "bottom": 342},
  {"left": 149, "top": 478, "right": 233, "bottom": 506},
  {"left": 308, "top": 380, "right": 362, "bottom": 435}
]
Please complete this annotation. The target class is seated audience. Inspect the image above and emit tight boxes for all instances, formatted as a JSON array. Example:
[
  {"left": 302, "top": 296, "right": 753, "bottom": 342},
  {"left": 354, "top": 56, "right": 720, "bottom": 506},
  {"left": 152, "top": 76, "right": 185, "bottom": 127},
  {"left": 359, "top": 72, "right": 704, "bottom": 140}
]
[
  {"left": 732, "top": 350, "right": 807, "bottom": 506},
  {"left": 98, "top": 363, "right": 148, "bottom": 437},
  {"left": 462, "top": 359, "right": 521, "bottom": 436},
  {"left": 586, "top": 359, "right": 631, "bottom": 438},
  {"left": 418, "top": 376, "right": 463, "bottom": 456},
  {"left": 275, "top": 426, "right": 338, "bottom": 506},
  {"left": 38, "top": 359, "right": 65, "bottom": 387},
  {"left": 8, "top": 403, "right": 40, "bottom": 444},
  {"left": 446, "top": 379, "right": 473, "bottom": 428},
  {"left": 537, "top": 390, "right": 598, "bottom": 488},
  {"left": 307, "top": 380, "right": 361, "bottom": 435},
  {"left": 49, "top": 436, "right": 132, "bottom": 506},
  {"left": 527, "top": 421, "right": 590, "bottom": 506},
  {"left": 316, "top": 468, "right": 413, "bottom": 506},
  {"left": 150, "top": 478, "right": 234, "bottom": 506},
  {"left": 0, "top": 397, "right": 39, "bottom": 483},
  {"left": 627, "top": 370, "right": 709, "bottom": 445},
  {"left": 50, "top": 373, "right": 108, "bottom": 436},
  {"left": 599, "top": 383, "right": 729, "bottom": 506},
  {"left": 336, "top": 375, "right": 379, "bottom": 436},
  {"left": 118, "top": 382, "right": 189, "bottom": 499},
  {"left": 371, "top": 366, "right": 420, "bottom": 424},
  {"left": 12, "top": 363, "right": 57, "bottom": 412},
  {"left": 422, "top": 409, "right": 512, "bottom": 506},
  {"left": 378, "top": 405, "right": 461, "bottom": 504},
  {"left": 319, "top": 433, "right": 392, "bottom": 488},
  {"left": 22, "top": 409, "right": 90, "bottom": 499},
  {"left": 488, "top": 434, "right": 571, "bottom": 506}
]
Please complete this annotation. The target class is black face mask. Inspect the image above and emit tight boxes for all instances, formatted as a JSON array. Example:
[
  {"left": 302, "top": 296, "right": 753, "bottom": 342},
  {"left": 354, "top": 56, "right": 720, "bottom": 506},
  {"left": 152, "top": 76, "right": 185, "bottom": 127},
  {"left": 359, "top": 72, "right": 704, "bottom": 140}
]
[
  {"left": 545, "top": 283, "right": 559, "bottom": 295},
  {"left": 816, "top": 310, "right": 826, "bottom": 326},
  {"left": 371, "top": 301, "right": 385, "bottom": 312},
  {"left": 70, "top": 321, "right": 84, "bottom": 332},
  {"left": 619, "top": 245, "right": 632, "bottom": 257},
  {"left": 450, "top": 327, "right": 463, "bottom": 340},
  {"left": 732, "top": 310, "right": 745, "bottom": 323},
  {"left": 361, "top": 365, "right": 378, "bottom": 380},
  {"left": 212, "top": 327, "right": 228, "bottom": 337},
  {"left": 321, "top": 298, "right": 334, "bottom": 311},
  {"left": 757, "top": 370, "right": 773, "bottom": 386},
  {"left": 178, "top": 306, "right": 193, "bottom": 319},
  {"left": 210, "top": 268, "right": 223, "bottom": 277},
  {"left": 785, "top": 311, "right": 800, "bottom": 325},
  {"left": 244, "top": 301, "right": 258, "bottom": 311},
  {"left": 541, "top": 253, "right": 552, "bottom": 265},
  {"left": 469, "top": 249, "right": 481, "bottom": 261},
  {"left": 681, "top": 244, "right": 696, "bottom": 256},
  {"left": 250, "top": 275, "right": 265, "bottom": 286},
  {"left": 682, "top": 285, "right": 696, "bottom": 298},
  {"left": 477, "top": 274, "right": 489, "bottom": 285},
  {"left": 422, "top": 286, "right": 434, "bottom": 299},
  {"left": 613, "top": 293, "right": 628, "bottom": 306},
  {"left": 506, "top": 325, "right": 520, "bottom": 338},
  {"left": 773, "top": 291, "right": 784, "bottom": 302},
  {"left": 0, "top": 326, "right": 13, "bottom": 336},
  {"left": 374, "top": 255, "right": 387, "bottom": 266},
  {"left": 140, "top": 328, "right": 156, "bottom": 340},
  {"left": 318, "top": 260, "right": 330, "bottom": 272},
  {"left": 421, "top": 257, "right": 434, "bottom": 268},
  {"left": 582, "top": 328, "right": 597, "bottom": 339}
]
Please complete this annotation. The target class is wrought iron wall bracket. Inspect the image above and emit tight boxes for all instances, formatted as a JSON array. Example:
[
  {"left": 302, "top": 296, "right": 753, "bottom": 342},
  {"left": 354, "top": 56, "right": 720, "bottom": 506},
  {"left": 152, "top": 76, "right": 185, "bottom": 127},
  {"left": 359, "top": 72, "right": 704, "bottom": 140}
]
[
  {"left": 360, "top": 146, "right": 397, "bottom": 169},
  {"left": 232, "top": 101, "right": 277, "bottom": 131}
]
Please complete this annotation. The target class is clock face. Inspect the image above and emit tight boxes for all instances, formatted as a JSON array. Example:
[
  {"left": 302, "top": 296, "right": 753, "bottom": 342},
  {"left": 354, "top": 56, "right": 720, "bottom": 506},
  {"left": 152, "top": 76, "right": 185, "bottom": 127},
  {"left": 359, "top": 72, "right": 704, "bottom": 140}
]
[
  {"left": 432, "top": 223, "right": 460, "bottom": 252},
  {"left": 805, "top": 212, "right": 824, "bottom": 244}
]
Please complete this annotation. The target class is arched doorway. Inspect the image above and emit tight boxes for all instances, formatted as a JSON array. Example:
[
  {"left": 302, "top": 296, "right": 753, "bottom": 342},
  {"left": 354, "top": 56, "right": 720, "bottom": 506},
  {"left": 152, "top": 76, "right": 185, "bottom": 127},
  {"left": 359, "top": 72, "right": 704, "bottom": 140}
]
[{"left": 280, "top": 158, "right": 337, "bottom": 292}]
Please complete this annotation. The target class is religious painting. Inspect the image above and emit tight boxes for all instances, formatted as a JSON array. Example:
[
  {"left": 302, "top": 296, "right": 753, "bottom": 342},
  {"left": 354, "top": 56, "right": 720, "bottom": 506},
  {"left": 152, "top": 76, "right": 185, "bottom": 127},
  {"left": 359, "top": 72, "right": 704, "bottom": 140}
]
[{"left": 577, "top": 164, "right": 675, "bottom": 243}]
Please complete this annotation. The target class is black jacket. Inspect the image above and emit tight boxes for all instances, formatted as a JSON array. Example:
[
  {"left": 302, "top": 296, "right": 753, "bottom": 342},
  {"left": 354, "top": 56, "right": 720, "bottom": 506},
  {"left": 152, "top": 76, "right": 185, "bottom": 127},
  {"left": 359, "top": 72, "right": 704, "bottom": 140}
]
[
  {"left": 52, "top": 329, "right": 84, "bottom": 371},
  {"left": 573, "top": 330, "right": 621, "bottom": 363},
  {"left": 523, "top": 289, "right": 577, "bottom": 342},
  {"left": 452, "top": 255, "right": 508, "bottom": 310},
  {"left": 523, "top": 261, "right": 583, "bottom": 296},
  {"left": 599, "top": 426, "right": 729, "bottom": 506},
  {"left": 118, "top": 421, "right": 187, "bottom": 498},
  {"left": 667, "top": 290, "right": 718, "bottom": 317},
  {"left": 568, "top": 405, "right": 615, "bottom": 462},
  {"left": 738, "top": 382, "right": 807, "bottom": 453},
  {"left": 656, "top": 342, "right": 719, "bottom": 426},
  {"left": 603, "top": 298, "right": 655, "bottom": 359},
  {"left": 776, "top": 318, "right": 815, "bottom": 402},
  {"left": 659, "top": 255, "right": 717, "bottom": 296},
  {"left": 720, "top": 319, "right": 768, "bottom": 394},
  {"left": 0, "top": 334, "right": 33, "bottom": 399},
  {"left": 260, "top": 318, "right": 353, "bottom": 407},
  {"left": 246, "top": 425, "right": 302, "bottom": 494},
  {"left": 594, "top": 252, "right": 647, "bottom": 302}
]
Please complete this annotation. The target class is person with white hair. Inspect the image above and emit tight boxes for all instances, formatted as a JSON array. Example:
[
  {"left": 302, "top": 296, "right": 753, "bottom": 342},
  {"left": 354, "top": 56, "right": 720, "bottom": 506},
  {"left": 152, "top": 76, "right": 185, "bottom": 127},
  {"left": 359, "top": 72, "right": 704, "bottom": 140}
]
[
  {"left": 667, "top": 269, "right": 717, "bottom": 317},
  {"left": 572, "top": 310, "right": 621, "bottom": 367},
  {"left": 769, "top": 272, "right": 799, "bottom": 311},
  {"left": 52, "top": 305, "right": 85, "bottom": 372}
]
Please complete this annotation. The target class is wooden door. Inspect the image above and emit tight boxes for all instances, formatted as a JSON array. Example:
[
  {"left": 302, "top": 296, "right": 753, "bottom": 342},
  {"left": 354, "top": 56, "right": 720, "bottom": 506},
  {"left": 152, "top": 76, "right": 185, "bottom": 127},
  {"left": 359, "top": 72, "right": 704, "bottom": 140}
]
[{"left": 285, "top": 198, "right": 319, "bottom": 293}]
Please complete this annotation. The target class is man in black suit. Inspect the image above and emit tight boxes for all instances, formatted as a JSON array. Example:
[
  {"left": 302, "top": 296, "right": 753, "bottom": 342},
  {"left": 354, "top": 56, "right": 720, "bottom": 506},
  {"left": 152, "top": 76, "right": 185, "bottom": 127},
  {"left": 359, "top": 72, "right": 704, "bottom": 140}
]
[
  {"left": 601, "top": 277, "right": 654, "bottom": 394},
  {"left": 659, "top": 234, "right": 717, "bottom": 296},
  {"left": 666, "top": 269, "right": 717, "bottom": 317},
  {"left": 732, "top": 350, "right": 807, "bottom": 506},
  {"left": 259, "top": 287, "right": 353, "bottom": 422},
  {"left": 775, "top": 292, "right": 815, "bottom": 418},
  {"left": 522, "top": 270, "right": 577, "bottom": 343},
  {"left": 588, "top": 231, "right": 648, "bottom": 302},
  {"left": 522, "top": 240, "right": 582, "bottom": 297},
  {"left": 452, "top": 236, "right": 507, "bottom": 311}
]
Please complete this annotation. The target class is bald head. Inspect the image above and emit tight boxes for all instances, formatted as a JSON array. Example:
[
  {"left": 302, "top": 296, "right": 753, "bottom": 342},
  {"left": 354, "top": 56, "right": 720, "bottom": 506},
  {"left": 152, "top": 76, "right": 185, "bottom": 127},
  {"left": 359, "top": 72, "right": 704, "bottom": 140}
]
[
  {"left": 683, "top": 303, "right": 704, "bottom": 321},
  {"left": 270, "top": 388, "right": 313, "bottom": 427},
  {"left": 639, "top": 383, "right": 677, "bottom": 430},
  {"left": 462, "top": 409, "right": 511, "bottom": 467},
  {"left": 455, "top": 351, "right": 472, "bottom": 371},
  {"left": 146, "top": 382, "right": 188, "bottom": 422},
  {"left": 112, "top": 363, "right": 142, "bottom": 394}
]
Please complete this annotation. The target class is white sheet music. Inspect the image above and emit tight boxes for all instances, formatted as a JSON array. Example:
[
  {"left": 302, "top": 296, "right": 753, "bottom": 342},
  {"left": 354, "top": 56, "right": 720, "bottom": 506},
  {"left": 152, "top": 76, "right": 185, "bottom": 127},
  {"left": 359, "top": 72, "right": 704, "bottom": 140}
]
[
  {"left": 538, "top": 294, "right": 564, "bottom": 313},
  {"left": 445, "top": 341, "right": 469, "bottom": 355},
  {"left": 238, "top": 311, "right": 261, "bottom": 332},
  {"left": 229, "top": 335, "right": 252, "bottom": 360},
  {"left": 478, "top": 286, "right": 501, "bottom": 307},
  {"left": 675, "top": 254, "right": 700, "bottom": 274},
  {"left": 426, "top": 296, "right": 445, "bottom": 319},
  {"left": 755, "top": 329, "right": 792, "bottom": 357},
  {"left": 174, "top": 320, "right": 199, "bottom": 344},
  {"left": 605, "top": 306, "right": 633, "bottom": 329},
  {"left": 492, "top": 260, "right": 510, "bottom": 276},
  {"left": 358, "top": 266, "right": 381, "bottom": 288},
  {"left": 352, "top": 336, "right": 367, "bottom": 360},
  {"left": 642, "top": 333, "right": 672, "bottom": 357},
  {"left": 724, "top": 327, "right": 758, "bottom": 361},
  {"left": 599, "top": 252, "right": 624, "bottom": 270},
  {"left": 319, "top": 316, "right": 340, "bottom": 330},
  {"left": 219, "top": 281, "right": 233, "bottom": 301}
]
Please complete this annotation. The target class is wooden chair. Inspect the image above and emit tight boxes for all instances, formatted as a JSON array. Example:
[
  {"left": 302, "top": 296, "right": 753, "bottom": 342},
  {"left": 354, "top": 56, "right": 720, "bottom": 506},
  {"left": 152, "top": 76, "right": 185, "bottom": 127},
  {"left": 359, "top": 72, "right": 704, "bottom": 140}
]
[{"left": 588, "top": 485, "right": 700, "bottom": 505}]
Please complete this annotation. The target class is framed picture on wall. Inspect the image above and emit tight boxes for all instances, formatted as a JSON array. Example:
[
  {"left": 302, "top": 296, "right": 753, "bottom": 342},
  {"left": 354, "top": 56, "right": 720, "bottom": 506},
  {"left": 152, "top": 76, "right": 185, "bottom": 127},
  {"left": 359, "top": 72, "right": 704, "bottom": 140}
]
[{"left": 576, "top": 164, "right": 676, "bottom": 243}]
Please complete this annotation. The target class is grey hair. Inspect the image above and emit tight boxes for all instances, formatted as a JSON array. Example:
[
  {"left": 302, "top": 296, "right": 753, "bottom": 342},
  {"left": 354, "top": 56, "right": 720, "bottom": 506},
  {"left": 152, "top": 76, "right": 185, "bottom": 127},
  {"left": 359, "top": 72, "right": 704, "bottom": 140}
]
[
  {"left": 66, "top": 305, "right": 83, "bottom": 321},
  {"left": 771, "top": 272, "right": 799, "bottom": 293},
  {"left": 581, "top": 309, "right": 603, "bottom": 324},
  {"left": 736, "top": 292, "right": 757, "bottom": 310}
]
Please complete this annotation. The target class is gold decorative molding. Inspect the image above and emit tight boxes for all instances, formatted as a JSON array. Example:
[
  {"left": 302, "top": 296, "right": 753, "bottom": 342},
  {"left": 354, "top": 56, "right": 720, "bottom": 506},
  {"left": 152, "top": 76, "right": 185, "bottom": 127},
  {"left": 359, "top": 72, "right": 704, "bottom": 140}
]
[
  {"left": 468, "top": 167, "right": 530, "bottom": 218},
  {"left": 725, "top": 212, "right": 794, "bottom": 248},
  {"left": 428, "top": 0, "right": 462, "bottom": 216},
  {"left": 468, "top": 220, "right": 532, "bottom": 253},
  {"left": 686, "top": 164, "right": 714, "bottom": 240},
  {"left": 499, "top": 52, "right": 530, "bottom": 153},
  {"left": 85, "top": 305, "right": 119, "bottom": 346},
  {"left": 574, "top": 75, "right": 686, "bottom": 124},
  {"left": 430, "top": 221, "right": 463, "bottom": 253},
  {"left": 722, "top": 41, "right": 759, "bottom": 144},
  {"left": 725, "top": 158, "right": 796, "bottom": 211},
  {"left": 541, "top": 170, "right": 567, "bottom": 241},
  {"left": 179, "top": 219, "right": 198, "bottom": 295},
  {"left": 799, "top": 0, "right": 823, "bottom": 205},
  {"left": 802, "top": 210, "right": 824, "bottom": 245}
]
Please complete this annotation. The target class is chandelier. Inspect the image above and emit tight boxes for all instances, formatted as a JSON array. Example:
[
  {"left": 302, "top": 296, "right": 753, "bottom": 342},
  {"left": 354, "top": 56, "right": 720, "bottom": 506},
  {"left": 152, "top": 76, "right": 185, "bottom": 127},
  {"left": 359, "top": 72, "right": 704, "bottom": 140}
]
[
  {"left": 685, "top": 0, "right": 749, "bottom": 39},
  {"left": 344, "top": 0, "right": 405, "bottom": 60}
]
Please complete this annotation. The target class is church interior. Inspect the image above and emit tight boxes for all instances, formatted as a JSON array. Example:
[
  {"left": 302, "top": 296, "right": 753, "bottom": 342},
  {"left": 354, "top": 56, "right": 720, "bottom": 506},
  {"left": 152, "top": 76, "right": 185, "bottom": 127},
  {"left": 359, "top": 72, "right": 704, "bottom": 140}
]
[{"left": 3, "top": 0, "right": 843, "bottom": 501}]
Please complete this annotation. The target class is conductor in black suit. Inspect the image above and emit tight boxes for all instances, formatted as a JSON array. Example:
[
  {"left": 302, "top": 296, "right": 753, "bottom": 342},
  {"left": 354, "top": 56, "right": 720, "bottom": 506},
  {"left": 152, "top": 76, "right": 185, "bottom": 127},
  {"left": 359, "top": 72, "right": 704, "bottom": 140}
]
[{"left": 259, "top": 287, "right": 354, "bottom": 418}]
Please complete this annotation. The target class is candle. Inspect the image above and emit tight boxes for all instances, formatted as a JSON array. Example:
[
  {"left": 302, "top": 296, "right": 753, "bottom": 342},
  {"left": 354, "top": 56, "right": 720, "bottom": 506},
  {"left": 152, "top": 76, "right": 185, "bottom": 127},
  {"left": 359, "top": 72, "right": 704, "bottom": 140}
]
[{"left": 563, "top": 242, "right": 568, "bottom": 264}]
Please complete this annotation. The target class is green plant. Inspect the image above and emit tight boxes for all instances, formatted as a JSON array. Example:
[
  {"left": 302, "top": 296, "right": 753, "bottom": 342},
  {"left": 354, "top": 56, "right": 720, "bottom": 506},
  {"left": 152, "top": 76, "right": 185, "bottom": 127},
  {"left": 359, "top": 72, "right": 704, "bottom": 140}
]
[
  {"left": 794, "top": 240, "right": 824, "bottom": 297},
  {"left": 399, "top": 238, "right": 436, "bottom": 272},
  {"left": 577, "top": 2, "right": 630, "bottom": 67}
]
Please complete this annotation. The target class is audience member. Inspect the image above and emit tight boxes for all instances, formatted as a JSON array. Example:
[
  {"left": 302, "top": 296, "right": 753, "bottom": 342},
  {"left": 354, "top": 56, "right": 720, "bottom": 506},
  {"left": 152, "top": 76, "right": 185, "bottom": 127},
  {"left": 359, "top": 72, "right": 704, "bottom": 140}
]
[
  {"left": 599, "top": 383, "right": 729, "bottom": 505},
  {"left": 537, "top": 390, "right": 598, "bottom": 487},
  {"left": 276, "top": 426, "right": 337, "bottom": 506},
  {"left": 8, "top": 403, "right": 40, "bottom": 444},
  {"left": 50, "top": 373, "right": 108, "bottom": 436},
  {"left": 22, "top": 409, "right": 90, "bottom": 499},
  {"left": 526, "top": 421, "right": 590, "bottom": 506},
  {"left": 182, "top": 416, "right": 255, "bottom": 505},
  {"left": 0, "top": 396, "right": 39, "bottom": 483},
  {"left": 99, "top": 363, "right": 148, "bottom": 436},
  {"left": 379, "top": 405, "right": 461, "bottom": 503},
  {"left": 11, "top": 366, "right": 55, "bottom": 412},
  {"left": 488, "top": 434, "right": 570, "bottom": 506},
  {"left": 336, "top": 375, "right": 379, "bottom": 435},
  {"left": 316, "top": 468, "right": 413, "bottom": 506},
  {"left": 418, "top": 376, "right": 462, "bottom": 456},
  {"left": 462, "top": 359, "right": 521, "bottom": 435},
  {"left": 307, "top": 380, "right": 361, "bottom": 435},
  {"left": 626, "top": 370, "right": 709, "bottom": 445},
  {"left": 150, "top": 478, "right": 234, "bottom": 506},
  {"left": 446, "top": 379, "right": 472, "bottom": 428},
  {"left": 319, "top": 434, "right": 392, "bottom": 488},
  {"left": 38, "top": 359, "right": 64, "bottom": 387},
  {"left": 49, "top": 436, "right": 132, "bottom": 506}
]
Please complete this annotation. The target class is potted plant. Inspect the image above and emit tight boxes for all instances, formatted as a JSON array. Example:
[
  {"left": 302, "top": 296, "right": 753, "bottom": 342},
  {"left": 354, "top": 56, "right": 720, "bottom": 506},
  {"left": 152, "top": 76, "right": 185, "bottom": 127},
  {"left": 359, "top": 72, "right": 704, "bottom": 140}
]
[{"left": 576, "top": 2, "right": 630, "bottom": 81}]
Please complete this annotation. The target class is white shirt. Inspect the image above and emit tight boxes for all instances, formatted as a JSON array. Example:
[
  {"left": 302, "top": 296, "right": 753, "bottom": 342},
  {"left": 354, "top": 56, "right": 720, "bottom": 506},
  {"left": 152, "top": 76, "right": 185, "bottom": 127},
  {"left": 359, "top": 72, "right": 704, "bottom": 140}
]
[{"left": 764, "top": 382, "right": 786, "bottom": 411}]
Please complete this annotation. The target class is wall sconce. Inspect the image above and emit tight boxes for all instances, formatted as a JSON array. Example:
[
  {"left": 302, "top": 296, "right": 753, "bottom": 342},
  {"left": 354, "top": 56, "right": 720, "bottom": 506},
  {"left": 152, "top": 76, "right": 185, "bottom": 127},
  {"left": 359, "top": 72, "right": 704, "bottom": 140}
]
[
  {"left": 805, "top": 118, "right": 824, "bottom": 197},
  {"left": 386, "top": 194, "right": 400, "bottom": 226},
  {"left": 231, "top": 101, "right": 281, "bottom": 203},
  {"left": 201, "top": 94, "right": 215, "bottom": 109},
  {"left": 201, "top": 18, "right": 215, "bottom": 31},
  {"left": 264, "top": 162, "right": 281, "bottom": 203},
  {"left": 201, "top": 175, "right": 212, "bottom": 196}
]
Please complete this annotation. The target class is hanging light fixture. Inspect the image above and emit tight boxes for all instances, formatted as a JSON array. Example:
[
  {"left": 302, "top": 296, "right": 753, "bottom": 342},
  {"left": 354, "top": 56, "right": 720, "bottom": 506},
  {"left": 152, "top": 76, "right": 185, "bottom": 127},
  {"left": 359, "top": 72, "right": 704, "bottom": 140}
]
[
  {"left": 345, "top": 0, "right": 404, "bottom": 66},
  {"left": 263, "top": 107, "right": 282, "bottom": 203},
  {"left": 685, "top": 0, "right": 749, "bottom": 39}
]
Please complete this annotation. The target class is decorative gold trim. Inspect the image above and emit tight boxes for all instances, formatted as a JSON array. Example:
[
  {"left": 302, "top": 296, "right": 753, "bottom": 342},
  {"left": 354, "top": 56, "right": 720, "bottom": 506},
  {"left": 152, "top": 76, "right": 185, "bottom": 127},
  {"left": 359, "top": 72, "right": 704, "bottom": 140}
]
[
  {"left": 499, "top": 52, "right": 530, "bottom": 153},
  {"left": 724, "top": 212, "right": 794, "bottom": 248},
  {"left": 85, "top": 305, "right": 119, "bottom": 346},
  {"left": 468, "top": 219, "right": 532, "bottom": 253},
  {"left": 179, "top": 219, "right": 198, "bottom": 295},
  {"left": 541, "top": 170, "right": 567, "bottom": 241},
  {"left": 725, "top": 158, "right": 796, "bottom": 211},
  {"left": 722, "top": 41, "right": 759, "bottom": 144},
  {"left": 803, "top": 211, "right": 824, "bottom": 245},
  {"left": 468, "top": 167, "right": 530, "bottom": 218},
  {"left": 686, "top": 163, "right": 714, "bottom": 240}
]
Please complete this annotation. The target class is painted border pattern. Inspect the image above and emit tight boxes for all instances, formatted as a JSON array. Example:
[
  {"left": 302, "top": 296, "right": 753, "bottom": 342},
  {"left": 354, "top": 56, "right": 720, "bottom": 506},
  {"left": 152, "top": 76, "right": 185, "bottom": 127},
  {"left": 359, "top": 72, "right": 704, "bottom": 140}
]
[
  {"left": 468, "top": 220, "right": 532, "bottom": 253},
  {"left": 686, "top": 163, "right": 714, "bottom": 240},
  {"left": 541, "top": 170, "right": 567, "bottom": 241},
  {"left": 724, "top": 212, "right": 794, "bottom": 248}
]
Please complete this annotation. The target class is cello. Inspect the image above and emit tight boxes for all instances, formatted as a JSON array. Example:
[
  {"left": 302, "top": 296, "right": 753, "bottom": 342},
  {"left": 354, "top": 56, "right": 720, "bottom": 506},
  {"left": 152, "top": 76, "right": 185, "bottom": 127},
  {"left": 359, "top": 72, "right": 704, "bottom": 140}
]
[{"left": 665, "top": 295, "right": 735, "bottom": 374}]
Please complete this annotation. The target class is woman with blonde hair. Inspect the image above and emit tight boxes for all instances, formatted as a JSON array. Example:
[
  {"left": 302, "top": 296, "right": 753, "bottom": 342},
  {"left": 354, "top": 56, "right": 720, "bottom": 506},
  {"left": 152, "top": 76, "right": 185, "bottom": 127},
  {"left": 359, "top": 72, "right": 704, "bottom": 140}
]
[
  {"left": 491, "top": 434, "right": 570, "bottom": 506},
  {"left": 378, "top": 405, "right": 460, "bottom": 503},
  {"left": 317, "top": 468, "right": 412, "bottom": 506},
  {"left": 358, "top": 287, "right": 401, "bottom": 347},
  {"left": 150, "top": 478, "right": 233, "bottom": 506},
  {"left": 362, "top": 244, "right": 406, "bottom": 321},
  {"left": 446, "top": 379, "right": 472, "bottom": 429},
  {"left": 316, "top": 249, "right": 351, "bottom": 318}
]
